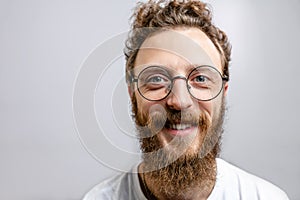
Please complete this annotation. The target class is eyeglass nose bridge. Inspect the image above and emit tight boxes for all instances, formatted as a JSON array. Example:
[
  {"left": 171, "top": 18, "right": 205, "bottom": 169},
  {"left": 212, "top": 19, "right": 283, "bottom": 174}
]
[
  {"left": 167, "top": 75, "right": 191, "bottom": 93},
  {"left": 171, "top": 75, "right": 187, "bottom": 82}
]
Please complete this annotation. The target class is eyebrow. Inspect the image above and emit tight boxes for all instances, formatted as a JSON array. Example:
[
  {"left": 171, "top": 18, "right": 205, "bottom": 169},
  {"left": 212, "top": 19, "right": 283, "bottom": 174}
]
[
  {"left": 158, "top": 64, "right": 208, "bottom": 77},
  {"left": 181, "top": 64, "right": 215, "bottom": 75},
  {"left": 134, "top": 63, "right": 217, "bottom": 77},
  {"left": 183, "top": 64, "right": 200, "bottom": 70}
]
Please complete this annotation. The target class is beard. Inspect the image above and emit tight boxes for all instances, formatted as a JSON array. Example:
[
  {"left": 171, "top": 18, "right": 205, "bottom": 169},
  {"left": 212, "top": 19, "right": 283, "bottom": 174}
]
[{"left": 131, "top": 94, "right": 226, "bottom": 199}]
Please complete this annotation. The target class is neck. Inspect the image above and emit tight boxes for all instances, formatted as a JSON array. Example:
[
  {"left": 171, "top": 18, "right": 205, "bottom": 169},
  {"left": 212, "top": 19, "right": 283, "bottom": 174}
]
[{"left": 138, "top": 158, "right": 217, "bottom": 200}]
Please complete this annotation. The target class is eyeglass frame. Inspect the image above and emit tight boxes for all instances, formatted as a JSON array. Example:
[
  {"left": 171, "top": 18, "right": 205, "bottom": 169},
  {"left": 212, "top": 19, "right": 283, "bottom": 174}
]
[{"left": 128, "top": 65, "right": 229, "bottom": 102}]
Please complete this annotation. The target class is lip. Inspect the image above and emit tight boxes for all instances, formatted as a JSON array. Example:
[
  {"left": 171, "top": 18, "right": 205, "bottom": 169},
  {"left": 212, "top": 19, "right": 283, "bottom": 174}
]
[{"left": 163, "top": 126, "right": 198, "bottom": 137}]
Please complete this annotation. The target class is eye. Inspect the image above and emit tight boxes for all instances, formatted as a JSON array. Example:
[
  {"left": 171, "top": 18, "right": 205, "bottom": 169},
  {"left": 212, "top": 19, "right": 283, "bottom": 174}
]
[
  {"left": 146, "top": 75, "right": 166, "bottom": 83},
  {"left": 144, "top": 74, "right": 170, "bottom": 84},
  {"left": 189, "top": 74, "right": 212, "bottom": 89},
  {"left": 194, "top": 75, "right": 207, "bottom": 83}
]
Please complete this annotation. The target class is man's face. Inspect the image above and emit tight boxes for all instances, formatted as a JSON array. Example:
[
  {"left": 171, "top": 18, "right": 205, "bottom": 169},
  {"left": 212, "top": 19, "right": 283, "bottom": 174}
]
[{"left": 129, "top": 27, "right": 228, "bottom": 170}]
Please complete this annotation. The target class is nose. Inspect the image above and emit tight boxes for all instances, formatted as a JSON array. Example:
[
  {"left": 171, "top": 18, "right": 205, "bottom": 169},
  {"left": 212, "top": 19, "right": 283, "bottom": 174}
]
[{"left": 166, "top": 77, "right": 193, "bottom": 110}]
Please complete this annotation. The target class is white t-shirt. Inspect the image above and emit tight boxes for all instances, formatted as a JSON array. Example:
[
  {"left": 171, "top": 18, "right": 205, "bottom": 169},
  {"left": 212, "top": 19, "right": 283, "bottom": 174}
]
[{"left": 83, "top": 158, "right": 289, "bottom": 200}]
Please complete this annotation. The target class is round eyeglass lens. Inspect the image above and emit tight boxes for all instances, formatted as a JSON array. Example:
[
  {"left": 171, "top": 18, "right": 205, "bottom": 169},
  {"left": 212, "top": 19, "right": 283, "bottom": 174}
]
[
  {"left": 137, "top": 66, "right": 172, "bottom": 101},
  {"left": 187, "top": 66, "right": 224, "bottom": 101}
]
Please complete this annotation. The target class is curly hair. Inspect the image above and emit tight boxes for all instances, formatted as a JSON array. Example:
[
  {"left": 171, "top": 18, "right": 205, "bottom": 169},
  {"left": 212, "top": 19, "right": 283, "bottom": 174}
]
[{"left": 124, "top": 0, "right": 232, "bottom": 82}]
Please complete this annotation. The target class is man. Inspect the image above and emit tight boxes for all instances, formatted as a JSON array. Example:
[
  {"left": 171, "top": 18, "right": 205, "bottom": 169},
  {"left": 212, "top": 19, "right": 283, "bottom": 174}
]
[{"left": 83, "top": 0, "right": 289, "bottom": 199}]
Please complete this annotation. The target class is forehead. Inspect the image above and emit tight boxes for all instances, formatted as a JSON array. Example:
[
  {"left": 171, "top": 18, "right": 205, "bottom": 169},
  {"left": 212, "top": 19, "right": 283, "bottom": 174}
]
[{"left": 134, "top": 28, "right": 222, "bottom": 73}]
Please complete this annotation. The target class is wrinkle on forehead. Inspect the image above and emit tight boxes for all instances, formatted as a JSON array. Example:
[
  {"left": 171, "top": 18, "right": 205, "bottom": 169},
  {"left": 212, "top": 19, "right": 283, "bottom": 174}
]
[{"left": 137, "top": 28, "right": 222, "bottom": 71}]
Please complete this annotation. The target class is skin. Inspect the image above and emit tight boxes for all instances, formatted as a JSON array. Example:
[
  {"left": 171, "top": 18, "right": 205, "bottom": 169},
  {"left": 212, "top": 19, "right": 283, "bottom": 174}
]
[{"left": 129, "top": 27, "right": 228, "bottom": 199}]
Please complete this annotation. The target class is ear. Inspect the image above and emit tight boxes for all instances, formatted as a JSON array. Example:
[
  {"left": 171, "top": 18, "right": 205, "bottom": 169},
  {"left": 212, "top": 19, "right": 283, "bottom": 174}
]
[{"left": 223, "top": 82, "right": 229, "bottom": 97}]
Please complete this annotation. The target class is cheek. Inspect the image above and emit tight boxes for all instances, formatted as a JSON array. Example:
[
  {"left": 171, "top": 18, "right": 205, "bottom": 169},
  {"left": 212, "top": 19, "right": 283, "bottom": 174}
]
[
  {"left": 197, "top": 101, "right": 213, "bottom": 121},
  {"left": 210, "top": 96, "right": 224, "bottom": 120},
  {"left": 136, "top": 94, "right": 168, "bottom": 120},
  {"left": 135, "top": 93, "right": 155, "bottom": 114}
]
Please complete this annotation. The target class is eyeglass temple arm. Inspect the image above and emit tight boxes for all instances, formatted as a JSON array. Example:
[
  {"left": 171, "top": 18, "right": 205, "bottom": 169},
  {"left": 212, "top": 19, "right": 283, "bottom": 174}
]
[
  {"left": 128, "top": 72, "right": 138, "bottom": 83},
  {"left": 222, "top": 75, "right": 229, "bottom": 82}
]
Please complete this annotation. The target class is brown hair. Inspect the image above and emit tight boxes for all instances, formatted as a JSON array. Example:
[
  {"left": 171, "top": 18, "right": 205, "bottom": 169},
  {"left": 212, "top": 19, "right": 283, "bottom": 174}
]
[{"left": 124, "top": 0, "right": 231, "bottom": 82}]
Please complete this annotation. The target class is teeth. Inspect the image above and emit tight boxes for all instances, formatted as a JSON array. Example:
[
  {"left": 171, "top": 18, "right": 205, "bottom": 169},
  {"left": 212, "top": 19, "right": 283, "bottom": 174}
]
[{"left": 170, "top": 124, "right": 192, "bottom": 130}]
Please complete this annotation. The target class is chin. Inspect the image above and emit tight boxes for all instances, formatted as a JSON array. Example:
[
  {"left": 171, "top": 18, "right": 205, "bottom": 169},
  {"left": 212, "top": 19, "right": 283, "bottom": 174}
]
[{"left": 154, "top": 129, "right": 203, "bottom": 163}]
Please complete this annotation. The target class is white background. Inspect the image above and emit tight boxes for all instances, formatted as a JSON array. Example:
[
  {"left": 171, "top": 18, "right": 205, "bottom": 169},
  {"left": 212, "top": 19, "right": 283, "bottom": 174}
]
[{"left": 0, "top": 0, "right": 299, "bottom": 199}]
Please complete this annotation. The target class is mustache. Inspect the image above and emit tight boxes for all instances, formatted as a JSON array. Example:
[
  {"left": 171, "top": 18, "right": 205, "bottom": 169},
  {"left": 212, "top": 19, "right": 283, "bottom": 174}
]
[
  {"left": 150, "top": 109, "right": 199, "bottom": 126},
  {"left": 135, "top": 106, "right": 209, "bottom": 137}
]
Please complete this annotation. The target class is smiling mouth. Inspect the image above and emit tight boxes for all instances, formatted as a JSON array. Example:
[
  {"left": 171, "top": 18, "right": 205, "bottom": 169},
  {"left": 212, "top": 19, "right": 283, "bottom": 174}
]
[
  {"left": 165, "top": 123, "right": 194, "bottom": 130},
  {"left": 163, "top": 121, "right": 198, "bottom": 136}
]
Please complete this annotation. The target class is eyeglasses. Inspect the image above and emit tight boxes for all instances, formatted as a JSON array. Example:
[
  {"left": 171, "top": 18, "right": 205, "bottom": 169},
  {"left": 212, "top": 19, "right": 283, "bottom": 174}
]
[{"left": 129, "top": 65, "right": 229, "bottom": 101}]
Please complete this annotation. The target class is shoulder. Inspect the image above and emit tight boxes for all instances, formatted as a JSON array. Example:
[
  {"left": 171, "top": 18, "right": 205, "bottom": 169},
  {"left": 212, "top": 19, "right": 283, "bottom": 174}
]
[
  {"left": 82, "top": 173, "right": 126, "bottom": 200},
  {"left": 82, "top": 164, "right": 146, "bottom": 200},
  {"left": 213, "top": 158, "right": 289, "bottom": 200}
]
